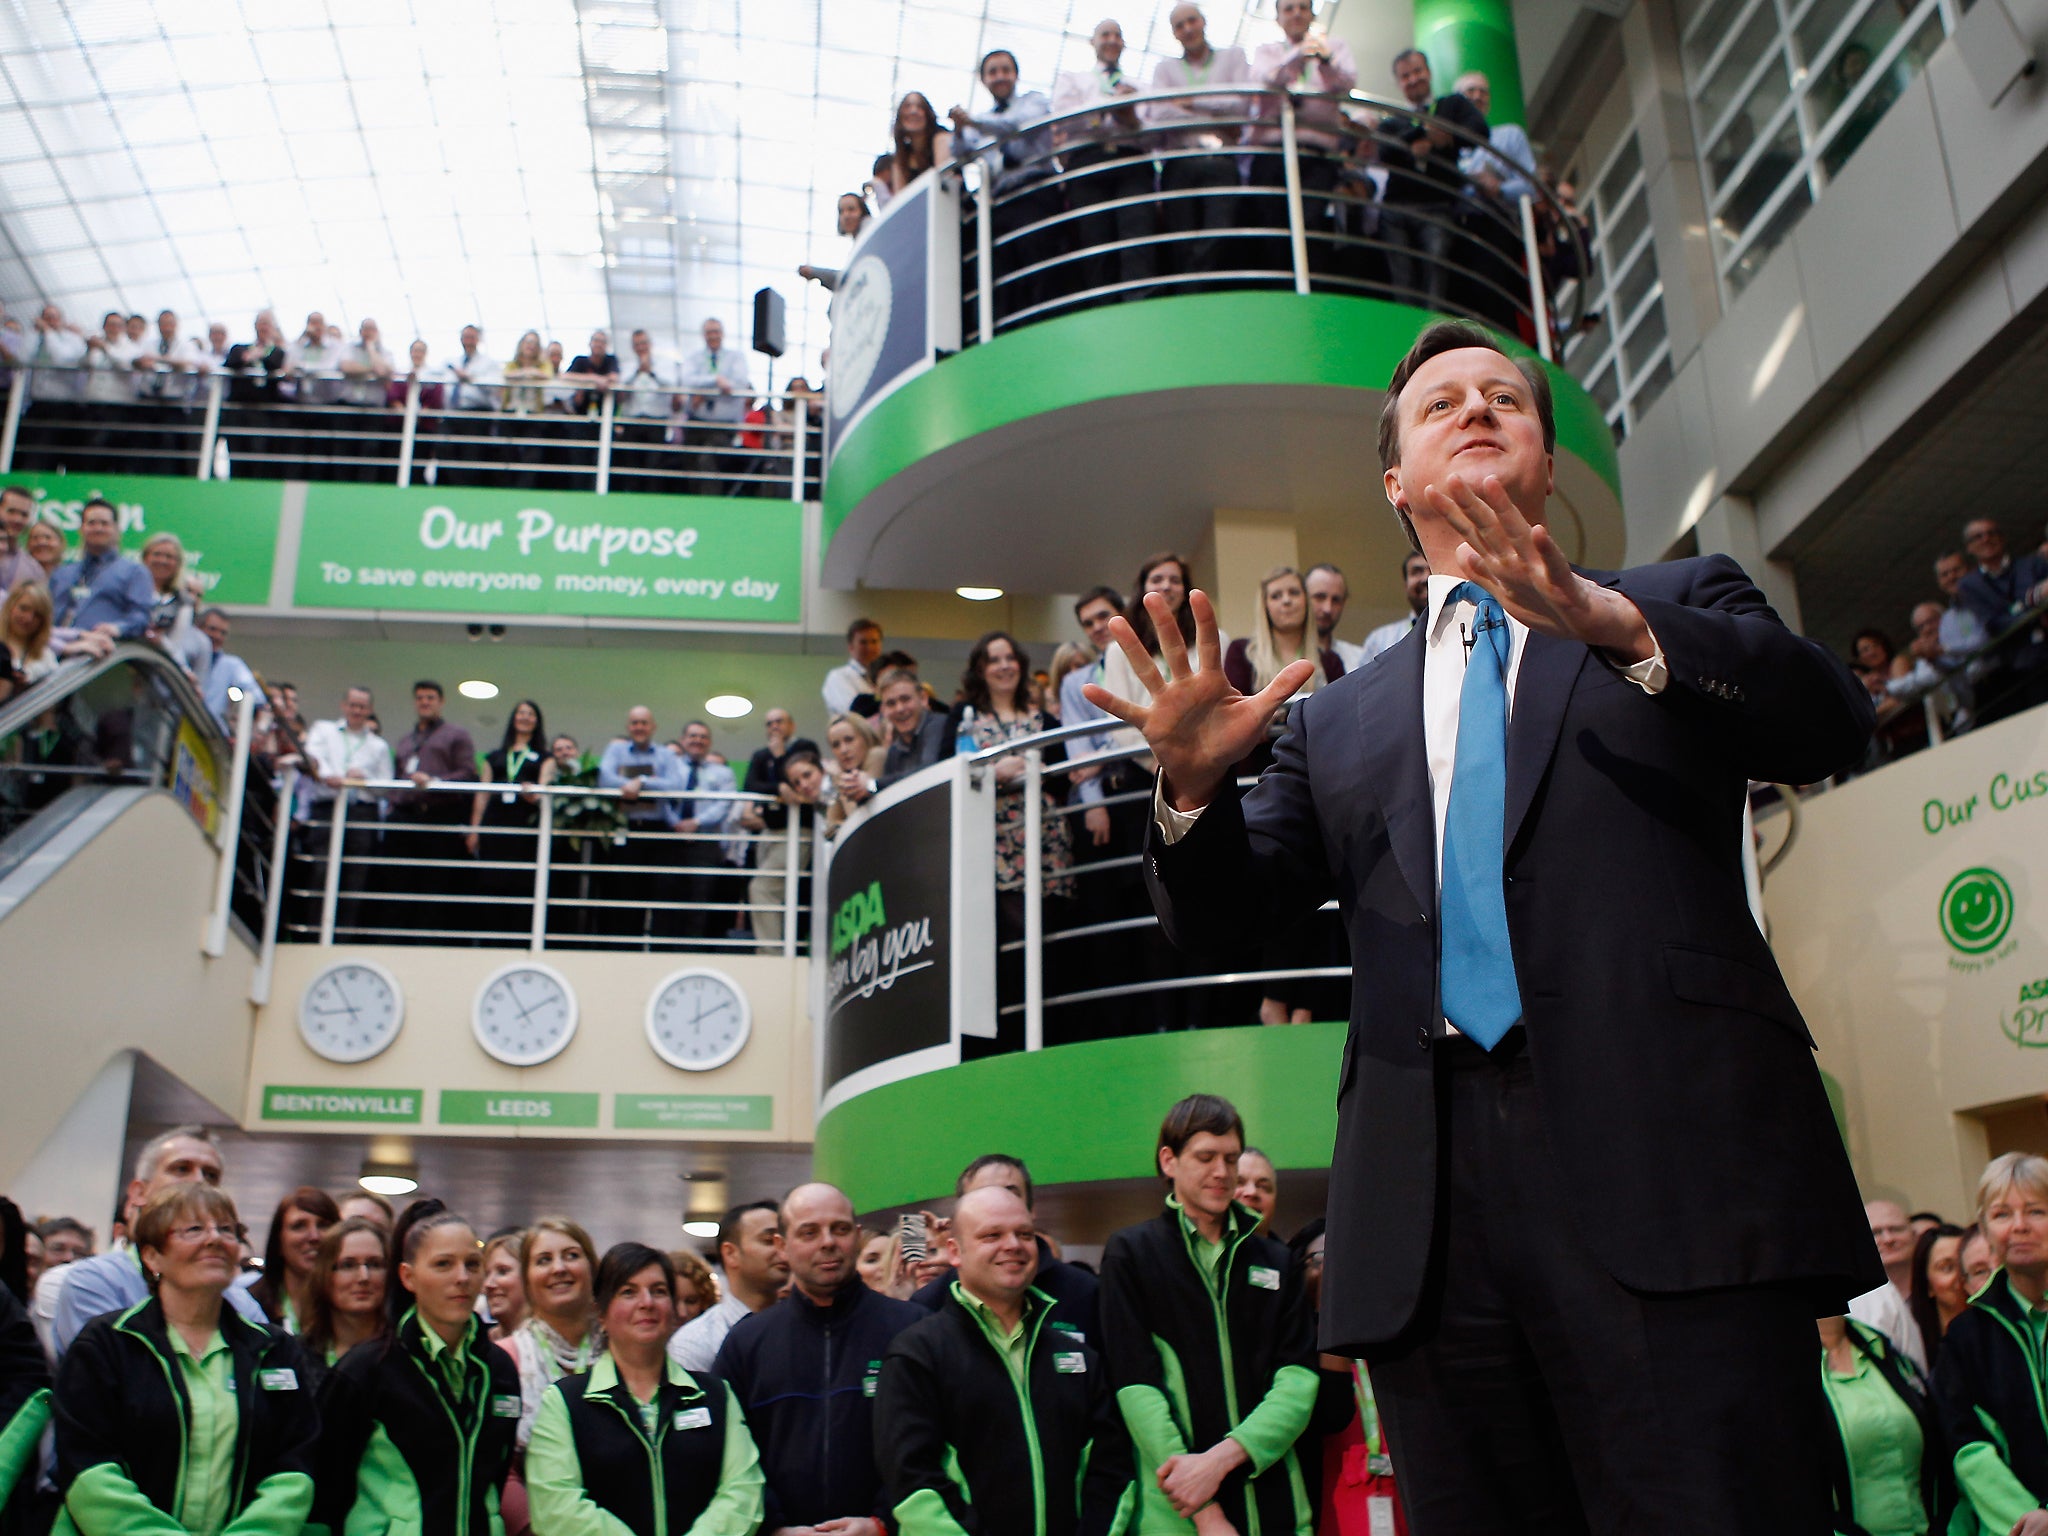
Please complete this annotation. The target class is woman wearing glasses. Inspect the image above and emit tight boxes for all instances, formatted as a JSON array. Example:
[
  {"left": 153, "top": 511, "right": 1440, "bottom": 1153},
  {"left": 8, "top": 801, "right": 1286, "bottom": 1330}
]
[
  {"left": 49, "top": 1183, "right": 319, "bottom": 1535},
  {"left": 298, "top": 1216, "right": 391, "bottom": 1395}
]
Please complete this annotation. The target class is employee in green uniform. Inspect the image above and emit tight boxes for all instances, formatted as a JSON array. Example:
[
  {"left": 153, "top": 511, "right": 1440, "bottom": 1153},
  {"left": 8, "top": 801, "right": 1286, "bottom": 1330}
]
[
  {"left": 51, "top": 1183, "right": 319, "bottom": 1536},
  {"left": 525, "top": 1242, "right": 763, "bottom": 1535},
  {"left": 1932, "top": 1152, "right": 2048, "bottom": 1536},
  {"left": 876, "top": 1186, "right": 1132, "bottom": 1536},
  {"left": 1817, "top": 1315, "right": 1950, "bottom": 1536},
  {"left": 1099, "top": 1094, "right": 1318, "bottom": 1536},
  {"left": 313, "top": 1200, "right": 521, "bottom": 1536}
]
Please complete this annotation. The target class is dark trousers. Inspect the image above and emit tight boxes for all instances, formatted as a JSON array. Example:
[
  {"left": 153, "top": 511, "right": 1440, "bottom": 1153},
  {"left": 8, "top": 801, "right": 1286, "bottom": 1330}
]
[
  {"left": 675, "top": 832, "right": 726, "bottom": 941},
  {"left": 1063, "top": 147, "right": 1159, "bottom": 305},
  {"left": 1367, "top": 1034, "right": 1830, "bottom": 1536},
  {"left": 989, "top": 180, "right": 1063, "bottom": 324},
  {"left": 380, "top": 801, "right": 473, "bottom": 941},
  {"left": 607, "top": 819, "right": 679, "bottom": 945},
  {"left": 1160, "top": 151, "right": 1240, "bottom": 282},
  {"left": 1246, "top": 149, "right": 1341, "bottom": 281}
]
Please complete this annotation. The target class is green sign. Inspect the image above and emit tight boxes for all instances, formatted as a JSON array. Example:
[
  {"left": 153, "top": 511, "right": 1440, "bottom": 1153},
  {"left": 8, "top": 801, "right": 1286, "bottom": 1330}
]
[
  {"left": 1940, "top": 867, "right": 2015, "bottom": 955},
  {"left": 439, "top": 1089, "right": 600, "bottom": 1128},
  {"left": 20, "top": 472, "right": 280, "bottom": 605},
  {"left": 293, "top": 485, "right": 801, "bottom": 623},
  {"left": 614, "top": 1093, "right": 774, "bottom": 1131},
  {"left": 263, "top": 1085, "right": 423, "bottom": 1123}
]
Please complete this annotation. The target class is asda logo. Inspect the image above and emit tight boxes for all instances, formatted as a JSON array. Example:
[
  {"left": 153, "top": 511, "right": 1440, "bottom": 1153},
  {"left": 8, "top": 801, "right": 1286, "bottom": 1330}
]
[
  {"left": 1941, "top": 867, "right": 2015, "bottom": 956},
  {"left": 832, "top": 881, "right": 887, "bottom": 957}
]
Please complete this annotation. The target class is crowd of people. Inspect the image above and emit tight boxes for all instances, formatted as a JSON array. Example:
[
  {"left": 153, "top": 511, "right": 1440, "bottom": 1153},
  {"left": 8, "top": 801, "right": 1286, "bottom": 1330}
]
[
  {"left": 1847, "top": 517, "right": 2048, "bottom": 770},
  {"left": 0, "top": 1098, "right": 1396, "bottom": 1536},
  {"left": 1, "top": 305, "right": 821, "bottom": 497},
  {"left": 814, "top": 5, "right": 1590, "bottom": 341}
]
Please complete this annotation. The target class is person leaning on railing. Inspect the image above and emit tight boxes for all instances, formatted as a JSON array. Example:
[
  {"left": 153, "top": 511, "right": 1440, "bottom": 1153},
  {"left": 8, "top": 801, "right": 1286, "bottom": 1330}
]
[
  {"left": 51, "top": 1183, "right": 319, "bottom": 1536},
  {"left": 1146, "top": 4, "right": 1251, "bottom": 284},
  {"left": 1051, "top": 20, "right": 1160, "bottom": 305},
  {"left": 1377, "top": 49, "right": 1487, "bottom": 311},
  {"left": 1247, "top": 0, "right": 1357, "bottom": 277}
]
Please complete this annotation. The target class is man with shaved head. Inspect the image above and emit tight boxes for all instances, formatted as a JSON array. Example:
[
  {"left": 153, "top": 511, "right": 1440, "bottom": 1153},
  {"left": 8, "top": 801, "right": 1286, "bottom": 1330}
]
[
  {"left": 877, "top": 1187, "right": 1131, "bottom": 1536},
  {"left": 598, "top": 704, "right": 687, "bottom": 942},
  {"left": 714, "top": 1182, "right": 924, "bottom": 1536}
]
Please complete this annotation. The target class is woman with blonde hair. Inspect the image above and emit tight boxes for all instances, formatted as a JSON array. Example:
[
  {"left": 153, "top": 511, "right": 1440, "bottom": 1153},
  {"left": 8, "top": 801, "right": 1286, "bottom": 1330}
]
[
  {"left": 503, "top": 330, "right": 553, "bottom": 415},
  {"left": 1932, "top": 1152, "right": 2048, "bottom": 1533},
  {"left": 138, "top": 532, "right": 209, "bottom": 680},
  {"left": 3, "top": 579, "right": 56, "bottom": 684},
  {"left": 824, "top": 710, "right": 884, "bottom": 836}
]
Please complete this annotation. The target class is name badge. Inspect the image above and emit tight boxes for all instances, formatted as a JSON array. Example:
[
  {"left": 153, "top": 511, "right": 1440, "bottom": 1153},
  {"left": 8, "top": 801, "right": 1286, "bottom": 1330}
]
[
  {"left": 501, "top": 791, "right": 517, "bottom": 805},
  {"left": 492, "top": 1395, "right": 522, "bottom": 1419},
  {"left": 1053, "top": 1352, "right": 1087, "bottom": 1374},
  {"left": 1248, "top": 1265, "right": 1281, "bottom": 1291},
  {"left": 673, "top": 1406, "right": 713, "bottom": 1430},
  {"left": 258, "top": 1368, "right": 299, "bottom": 1391}
]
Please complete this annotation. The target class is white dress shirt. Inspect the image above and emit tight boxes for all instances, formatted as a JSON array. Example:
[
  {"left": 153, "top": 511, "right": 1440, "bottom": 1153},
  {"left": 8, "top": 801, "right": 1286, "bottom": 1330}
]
[
  {"left": 1248, "top": 36, "right": 1359, "bottom": 147},
  {"left": 30, "top": 327, "right": 88, "bottom": 401},
  {"left": 1051, "top": 65, "right": 1144, "bottom": 149},
  {"left": 137, "top": 333, "right": 206, "bottom": 403},
  {"left": 1847, "top": 1280, "right": 1928, "bottom": 1373},
  {"left": 680, "top": 347, "right": 753, "bottom": 423},
  {"left": 448, "top": 350, "right": 504, "bottom": 411},
  {"left": 300, "top": 719, "right": 396, "bottom": 808},
  {"left": 619, "top": 357, "right": 677, "bottom": 420},
  {"left": 82, "top": 334, "right": 141, "bottom": 405}
]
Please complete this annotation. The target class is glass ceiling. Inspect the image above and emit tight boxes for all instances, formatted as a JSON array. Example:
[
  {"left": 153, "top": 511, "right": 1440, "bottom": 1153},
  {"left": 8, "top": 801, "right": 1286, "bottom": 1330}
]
[{"left": 0, "top": 0, "right": 1275, "bottom": 384}]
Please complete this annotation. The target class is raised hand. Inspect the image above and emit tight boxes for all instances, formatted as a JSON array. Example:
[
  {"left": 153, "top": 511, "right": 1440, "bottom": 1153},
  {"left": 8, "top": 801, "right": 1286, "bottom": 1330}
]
[
  {"left": 1081, "top": 590, "right": 1315, "bottom": 814},
  {"left": 1422, "top": 472, "right": 1654, "bottom": 663}
]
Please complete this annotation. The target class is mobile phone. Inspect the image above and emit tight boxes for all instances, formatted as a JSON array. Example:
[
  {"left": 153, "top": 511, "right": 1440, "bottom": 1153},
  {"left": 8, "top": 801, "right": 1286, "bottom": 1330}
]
[{"left": 897, "top": 1211, "right": 927, "bottom": 1264}]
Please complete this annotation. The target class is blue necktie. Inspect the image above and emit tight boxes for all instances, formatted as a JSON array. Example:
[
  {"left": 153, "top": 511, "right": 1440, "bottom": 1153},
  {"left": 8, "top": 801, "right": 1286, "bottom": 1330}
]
[
  {"left": 1438, "top": 582, "right": 1523, "bottom": 1048},
  {"left": 682, "top": 759, "right": 698, "bottom": 821}
]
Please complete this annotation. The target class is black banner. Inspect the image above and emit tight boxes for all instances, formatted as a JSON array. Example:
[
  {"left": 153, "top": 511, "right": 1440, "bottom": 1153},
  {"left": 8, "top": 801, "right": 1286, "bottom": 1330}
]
[{"left": 822, "top": 778, "right": 951, "bottom": 1096}]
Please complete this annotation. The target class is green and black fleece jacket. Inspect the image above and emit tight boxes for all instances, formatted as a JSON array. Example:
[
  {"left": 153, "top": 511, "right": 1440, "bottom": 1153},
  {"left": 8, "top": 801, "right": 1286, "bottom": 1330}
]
[
  {"left": 311, "top": 1307, "right": 519, "bottom": 1536},
  {"left": 874, "top": 1282, "right": 1134, "bottom": 1536},
  {"left": 50, "top": 1297, "right": 316, "bottom": 1536},
  {"left": 1932, "top": 1267, "right": 2048, "bottom": 1533},
  {"left": 1099, "top": 1200, "right": 1318, "bottom": 1536},
  {"left": 0, "top": 1282, "right": 52, "bottom": 1525}
]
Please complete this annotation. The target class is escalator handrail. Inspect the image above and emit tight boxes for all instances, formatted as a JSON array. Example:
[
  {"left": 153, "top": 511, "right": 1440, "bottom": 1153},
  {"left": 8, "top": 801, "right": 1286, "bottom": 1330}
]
[{"left": 0, "top": 641, "right": 229, "bottom": 765}]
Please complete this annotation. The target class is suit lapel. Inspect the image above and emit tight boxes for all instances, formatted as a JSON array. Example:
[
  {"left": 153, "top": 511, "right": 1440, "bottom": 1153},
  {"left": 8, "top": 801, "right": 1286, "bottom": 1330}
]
[
  {"left": 1354, "top": 626, "right": 1435, "bottom": 919},
  {"left": 1504, "top": 581, "right": 1609, "bottom": 853}
]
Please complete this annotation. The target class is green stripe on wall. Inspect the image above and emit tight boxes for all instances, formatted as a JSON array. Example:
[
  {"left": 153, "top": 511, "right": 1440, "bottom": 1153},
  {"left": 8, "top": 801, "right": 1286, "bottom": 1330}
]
[
  {"left": 813, "top": 1023, "right": 1345, "bottom": 1212},
  {"left": 823, "top": 291, "right": 1619, "bottom": 547}
]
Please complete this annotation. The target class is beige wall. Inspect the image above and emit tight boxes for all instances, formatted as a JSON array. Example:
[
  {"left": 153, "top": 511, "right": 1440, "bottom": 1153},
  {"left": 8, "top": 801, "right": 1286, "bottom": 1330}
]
[
  {"left": 254, "top": 947, "right": 813, "bottom": 1144},
  {"left": 0, "top": 794, "right": 256, "bottom": 1186},
  {"left": 1765, "top": 706, "right": 2048, "bottom": 1216}
]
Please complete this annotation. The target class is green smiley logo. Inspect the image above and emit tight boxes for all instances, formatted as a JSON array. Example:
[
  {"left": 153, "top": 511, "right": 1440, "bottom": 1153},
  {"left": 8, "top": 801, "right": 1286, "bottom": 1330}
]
[{"left": 1941, "top": 867, "right": 2014, "bottom": 955}]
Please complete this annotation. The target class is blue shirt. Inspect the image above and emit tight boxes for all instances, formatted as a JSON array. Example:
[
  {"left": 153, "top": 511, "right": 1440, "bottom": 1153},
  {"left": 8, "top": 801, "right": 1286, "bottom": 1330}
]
[
  {"left": 203, "top": 648, "right": 260, "bottom": 726},
  {"left": 49, "top": 1247, "right": 264, "bottom": 1361},
  {"left": 48, "top": 550, "right": 155, "bottom": 638},
  {"left": 1058, "top": 661, "right": 1116, "bottom": 805},
  {"left": 598, "top": 738, "right": 687, "bottom": 825},
  {"left": 674, "top": 751, "right": 737, "bottom": 831}
]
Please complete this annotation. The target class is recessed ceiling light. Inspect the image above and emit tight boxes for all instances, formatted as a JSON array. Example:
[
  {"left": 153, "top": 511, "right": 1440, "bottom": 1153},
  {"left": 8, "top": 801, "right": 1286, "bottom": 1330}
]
[
  {"left": 956, "top": 586, "right": 1003, "bottom": 601},
  {"left": 458, "top": 679, "right": 499, "bottom": 700},
  {"left": 359, "top": 1159, "right": 419, "bottom": 1196},
  {"left": 682, "top": 1218, "right": 720, "bottom": 1238},
  {"left": 706, "top": 694, "right": 752, "bottom": 719}
]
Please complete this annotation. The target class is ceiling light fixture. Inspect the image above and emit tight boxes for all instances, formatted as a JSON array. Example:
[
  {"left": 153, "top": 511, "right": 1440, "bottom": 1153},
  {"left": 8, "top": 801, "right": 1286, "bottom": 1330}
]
[
  {"left": 458, "top": 679, "right": 499, "bottom": 700},
  {"left": 705, "top": 694, "right": 752, "bottom": 719},
  {"left": 682, "top": 1218, "right": 720, "bottom": 1239},
  {"left": 956, "top": 586, "right": 1003, "bottom": 601},
  {"left": 358, "top": 1159, "right": 419, "bottom": 1196}
]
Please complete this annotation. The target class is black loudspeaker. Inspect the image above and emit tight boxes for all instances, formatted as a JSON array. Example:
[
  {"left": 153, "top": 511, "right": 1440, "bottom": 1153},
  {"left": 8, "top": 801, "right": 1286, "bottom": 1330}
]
[{"left": 752, "top": 288, "right": 786, "bottom": 358}]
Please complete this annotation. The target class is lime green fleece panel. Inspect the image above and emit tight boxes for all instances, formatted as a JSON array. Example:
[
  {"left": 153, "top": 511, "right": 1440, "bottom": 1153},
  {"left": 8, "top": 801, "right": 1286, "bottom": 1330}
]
[
  {"left": 56, "top": 1462, "right": 188, "bottom": 1536},
  {"left": 685, "top": 1389, "right": 765, "bottom": 1536},
  {"left": 523, "top": 1387, "right": 639, "bottom": 1536},
  {"left": 893, "top": 1484, "right": 979, "bottom": 1536},
  {"left": 1224, "top": 1364, "right": 1318, "bottom": 1477},
  {"left": 1114, "top": 1384, "right": 1193, "bottom": 1536},
  {"left": 223, "top": 1470, "right": 316, "bottom": 1536},
  {"left": 0, "top": 1388, "right": 50, "bottom": 1507},
  {"left": 1953, "top": 1440, "right": 2038, "bottom": 1533}
]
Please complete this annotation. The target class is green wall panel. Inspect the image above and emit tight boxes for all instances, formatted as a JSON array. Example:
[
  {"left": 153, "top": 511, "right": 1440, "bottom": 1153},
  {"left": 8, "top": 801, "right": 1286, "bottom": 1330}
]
[
  {"left": 823, "top": 291, "right": 1619, "bottom": 550},
  {"left": 814, "top": 1022, "right": 1345, "bottom": 1213}
]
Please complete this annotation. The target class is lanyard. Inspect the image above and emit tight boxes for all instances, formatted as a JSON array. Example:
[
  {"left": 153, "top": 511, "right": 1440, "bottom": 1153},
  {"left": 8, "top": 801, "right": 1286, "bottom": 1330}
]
[
  {"left": 1185, "top": 54, "right": 1213, "bottom": 86},
  {"left": 505, "top": 747, "right": 533, "bottom": 783}
]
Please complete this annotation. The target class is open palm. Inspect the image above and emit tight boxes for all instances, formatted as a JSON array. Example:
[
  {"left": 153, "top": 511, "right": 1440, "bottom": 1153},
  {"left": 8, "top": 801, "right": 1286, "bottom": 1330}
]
[{"left": 1081, "top": 590, "right": 1316, "bottom": 811}]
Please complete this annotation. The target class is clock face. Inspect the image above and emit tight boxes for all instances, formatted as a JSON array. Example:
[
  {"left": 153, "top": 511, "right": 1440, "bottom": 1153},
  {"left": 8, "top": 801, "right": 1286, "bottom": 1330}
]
[
  {"left": 300, "top": 962, "right": 405, "bottom": 1063},
  {"left": 472, "top": 963, "right": 579, "bottom": 1067},
  {"left": 829, "top": 254, "right": 892, "bottom": 418},
  {"left": 646, "top": 968, "right": 751, "bottom": 1072}
]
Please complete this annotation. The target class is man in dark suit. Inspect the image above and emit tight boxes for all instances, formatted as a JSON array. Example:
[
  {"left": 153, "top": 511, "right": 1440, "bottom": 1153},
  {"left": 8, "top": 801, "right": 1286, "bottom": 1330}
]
[{"left": 1086, "top": 318, "right": 1880, "bottom": 1535}]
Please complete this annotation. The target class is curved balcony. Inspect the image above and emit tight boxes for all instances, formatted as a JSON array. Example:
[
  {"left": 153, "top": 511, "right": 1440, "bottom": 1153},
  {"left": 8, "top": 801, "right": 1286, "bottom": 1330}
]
[{"left": 821, "top": 85, "right": 1622, "bottom": 595}]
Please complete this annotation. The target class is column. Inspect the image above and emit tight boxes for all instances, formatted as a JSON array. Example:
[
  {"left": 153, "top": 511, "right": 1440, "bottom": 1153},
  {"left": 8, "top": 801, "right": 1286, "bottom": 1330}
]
[
  {"left": 1210, "top": 510, "right": 1301, "bottom": 643},
  {"left": 1414, "top": 0, "right": 1527, "bottom": 126},
  {"left": 11, "top": 1053, "right": 137, "bottom": 1245},
  {"left": 1692, "top": 494, "right": 1802, "bottom": 633}
]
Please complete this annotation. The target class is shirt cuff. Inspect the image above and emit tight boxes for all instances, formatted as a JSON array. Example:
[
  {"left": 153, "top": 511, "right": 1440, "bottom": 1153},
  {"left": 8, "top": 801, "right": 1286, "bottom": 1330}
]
[
  {"left": 1152, "top": 777, "right": 1205, "bottom": 845},
  {"left": 1615, "top": 630, "right": 1668, "bottom": 695}
]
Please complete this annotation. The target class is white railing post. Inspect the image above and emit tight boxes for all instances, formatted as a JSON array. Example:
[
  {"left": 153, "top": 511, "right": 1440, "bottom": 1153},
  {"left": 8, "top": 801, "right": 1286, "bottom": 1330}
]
[
  {"left": 789, "top": 396, "right": 807, "bottom": 503},
  {"left": 976, "top": 165, "right": 996, "bottom": 345},
  {"left": 203, "top": 688, "right": 258, "bottom": 957},
  {"left": 529, "top": 795, "right": 554, "bottom": 952},
  {"left": 1023, "top": 748, "right": 1044, "bottom": 1051},
  {"left": 1925, "top": 693, "right": 1946, "bottom": 746},
  {"left": 1280, "top": 95, "right": 1311, "bottom": 296},
  {"left": 318, "top": 790, "right": 350, "bottom": 945},
  {"left": 252, "top": 764, "right": 299, "bottom": 1005},
  {"left": 595, "top": 390, "right": 616, "bottom": 494},
  {"left": 1520, "top": 194, "right": 1554, "bottom": 362},
  {"left": 396, "top": 377, "right": 421, "bottom": 485},
  {"left": 782, "top": 798, "right": 802, "bottom": 959},
  {"left": 0, "top": 367, "right": 25, "bottom": 473},
  {"left": 196, "top": 373, "right": 224, "bottom": 480}
]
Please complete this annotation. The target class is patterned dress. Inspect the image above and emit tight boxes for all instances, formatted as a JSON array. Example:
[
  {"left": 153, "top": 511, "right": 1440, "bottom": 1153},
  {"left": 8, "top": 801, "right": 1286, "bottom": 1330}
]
[{"left": 970, "top": 708, "right": 1074, "bottom": 899}]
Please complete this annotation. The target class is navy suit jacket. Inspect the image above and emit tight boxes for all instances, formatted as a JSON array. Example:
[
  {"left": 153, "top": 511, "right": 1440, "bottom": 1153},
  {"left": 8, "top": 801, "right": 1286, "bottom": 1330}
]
[{"left": 1146, "top": 554, "right": 1885, "bottom": 1355}]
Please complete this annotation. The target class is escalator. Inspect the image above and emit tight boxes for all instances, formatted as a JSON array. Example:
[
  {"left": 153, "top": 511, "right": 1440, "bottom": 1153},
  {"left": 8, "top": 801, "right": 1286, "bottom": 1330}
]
[{"left": 0, "top": 643, "right": 270, "bottom": 1182}]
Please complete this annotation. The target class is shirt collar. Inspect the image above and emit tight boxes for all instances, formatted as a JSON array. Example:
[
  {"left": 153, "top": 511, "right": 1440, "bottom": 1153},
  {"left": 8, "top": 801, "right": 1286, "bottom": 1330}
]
[
  {"left": 166, "top": 1323, "right": 228, "bottom": 1362},
  {"left": 1425, "top": 572, "right": 1480, "bottom": 645},
  {"left": 1166, "top": 1191, "right": 1240, "bottom": 1243}
]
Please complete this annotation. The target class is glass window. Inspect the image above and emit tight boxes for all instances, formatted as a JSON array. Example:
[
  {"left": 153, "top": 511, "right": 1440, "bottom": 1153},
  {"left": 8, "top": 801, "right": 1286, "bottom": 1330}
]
[
  {"left": 1596, "top": 135, "right": 1642, "bottom": 215},
  {"left": 1682, "top": 0, "right": 1761, "bottom": 79},
  {"left": 1623, "top": 303, "right": 1668, "bottom": 380},
  {"left": 1587, "top": 360, "right": 1620, "bottom": 414},
  {"left": 1614, "top": 247, "right": 1660, "bottom": 326},
  {"left": 1815, "top": 10, "right": 1944, "bottom": 178},
  {"left": 1635, "top": 352, "right": 1675, "bottom": 416},
  {"left": 1726, "top": 179, "right": 1813, "bottom": 295},
  {"left": 1604, "top": 187, "right": 1651, "bottom": 265},
  {"left": 1712, "top": 108, "right": 1803, "bottom": 249},
  {"left": 1703, "top": 53, "right": 1793, "bottom": 193},
  {"left": 1695, "top": 4, "right": 1784, "bottom": 138}
]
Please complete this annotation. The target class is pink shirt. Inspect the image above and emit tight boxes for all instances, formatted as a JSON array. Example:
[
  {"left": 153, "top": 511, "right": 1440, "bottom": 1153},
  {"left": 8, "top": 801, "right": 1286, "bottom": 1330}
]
[{"left": 1247, "top": 35, "right": 1359, "bottom": 148}]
